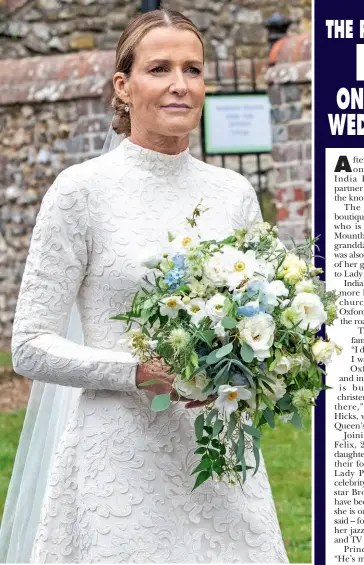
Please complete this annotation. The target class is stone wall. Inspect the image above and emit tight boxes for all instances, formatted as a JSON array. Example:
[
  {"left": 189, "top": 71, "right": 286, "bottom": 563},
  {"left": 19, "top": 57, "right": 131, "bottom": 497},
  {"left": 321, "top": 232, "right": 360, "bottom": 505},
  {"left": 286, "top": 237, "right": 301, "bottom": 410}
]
[
  {"left": 265, "top": 32, "right": 311, "bottom": 244},
  {"left": 0, "top": 0, "right": 311, "bottom": 61},
  {"left": 0, "top": 51, "right": 271, "bottom": 350}
]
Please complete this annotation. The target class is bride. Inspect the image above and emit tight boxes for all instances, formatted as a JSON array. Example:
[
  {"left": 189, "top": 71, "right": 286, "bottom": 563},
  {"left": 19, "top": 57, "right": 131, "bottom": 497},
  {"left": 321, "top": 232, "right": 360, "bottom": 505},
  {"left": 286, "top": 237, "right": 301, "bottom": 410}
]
[{"left": 0, "top": 8, "right": 289, "bottom": 564}]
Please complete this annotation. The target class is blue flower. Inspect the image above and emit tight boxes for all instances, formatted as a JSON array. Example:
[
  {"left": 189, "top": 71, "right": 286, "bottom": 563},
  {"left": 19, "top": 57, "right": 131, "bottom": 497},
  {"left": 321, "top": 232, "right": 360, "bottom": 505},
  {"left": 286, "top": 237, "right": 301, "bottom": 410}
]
[
  {"left": 237, "top": 303, "right": 260, "bottom": 317},
  {"left": 164, "top": 267, "right": 185, "bottom": 290},
  {"left": 246, "top": 281, "right": 265, "bottom": 297},
  {"left": 172, "top": 254, "right": 185, "bottom": 269}
]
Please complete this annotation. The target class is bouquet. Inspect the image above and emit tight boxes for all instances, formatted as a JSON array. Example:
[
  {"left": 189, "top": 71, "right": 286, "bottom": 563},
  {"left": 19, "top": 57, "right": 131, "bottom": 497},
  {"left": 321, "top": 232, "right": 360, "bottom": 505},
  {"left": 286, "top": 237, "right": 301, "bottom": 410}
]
[{"left": 111, "top": 201, "right": 342, "bottom": 492}]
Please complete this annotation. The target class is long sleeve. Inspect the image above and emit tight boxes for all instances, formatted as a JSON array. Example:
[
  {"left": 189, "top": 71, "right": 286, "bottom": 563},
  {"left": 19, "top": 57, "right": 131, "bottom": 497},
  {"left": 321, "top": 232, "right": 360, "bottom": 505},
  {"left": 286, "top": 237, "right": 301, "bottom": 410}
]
[
  {"left": 11, "top": 170, "right": 139, "bottom": 392},
  {"left": 228, "top": 170, "right": 263, "bottom": 231}
]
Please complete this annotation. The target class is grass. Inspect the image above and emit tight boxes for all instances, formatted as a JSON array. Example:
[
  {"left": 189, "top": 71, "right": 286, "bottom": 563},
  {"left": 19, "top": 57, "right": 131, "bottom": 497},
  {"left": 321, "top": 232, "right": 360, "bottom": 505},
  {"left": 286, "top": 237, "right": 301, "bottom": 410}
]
[
  {"left": 0, "top": 352, "right": 12, "bottom": 368},
  {"left": 0, "top": 408, "right": 26, "bottom": 524},
  {"left": 0, "top": 408, "right": 311, "bottom": 563},
  {"left": 261, "top": 411, "right": 312, "bottom": 564}
]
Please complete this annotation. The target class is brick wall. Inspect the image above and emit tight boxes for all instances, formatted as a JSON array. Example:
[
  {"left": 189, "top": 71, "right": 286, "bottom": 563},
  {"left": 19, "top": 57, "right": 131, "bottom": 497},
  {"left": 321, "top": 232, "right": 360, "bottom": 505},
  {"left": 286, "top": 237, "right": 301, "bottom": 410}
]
[
  {"left": 265, "top": 33, "right": 311, "bottom": 245},
  {"left": 0, "top": 50, "right": 270, "bottom": 350},
  {"left": 0, "top": 0, "right": 311, "bottom": 61}
]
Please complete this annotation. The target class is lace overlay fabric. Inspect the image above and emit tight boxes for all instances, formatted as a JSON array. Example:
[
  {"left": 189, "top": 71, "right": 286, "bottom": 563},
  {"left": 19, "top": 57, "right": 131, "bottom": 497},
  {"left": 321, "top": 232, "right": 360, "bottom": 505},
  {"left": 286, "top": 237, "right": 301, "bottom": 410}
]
[{"left": 11, "top": 138, "right": 289, "bottom": 563}]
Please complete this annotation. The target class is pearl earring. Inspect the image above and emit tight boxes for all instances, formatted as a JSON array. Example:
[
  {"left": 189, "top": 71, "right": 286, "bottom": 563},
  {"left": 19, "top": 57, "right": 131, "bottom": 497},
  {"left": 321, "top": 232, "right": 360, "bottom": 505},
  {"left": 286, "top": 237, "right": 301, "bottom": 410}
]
[{"left": 124, "top": 104, "right": 129, "bottom": 113}]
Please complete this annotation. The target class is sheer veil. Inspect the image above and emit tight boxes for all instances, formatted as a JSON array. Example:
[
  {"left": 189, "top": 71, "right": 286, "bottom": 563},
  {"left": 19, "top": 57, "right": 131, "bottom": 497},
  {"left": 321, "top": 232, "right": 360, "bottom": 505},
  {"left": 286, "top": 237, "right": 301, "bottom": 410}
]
[{"left": 0, "top": 124, "right": 123, "bottom": 563}]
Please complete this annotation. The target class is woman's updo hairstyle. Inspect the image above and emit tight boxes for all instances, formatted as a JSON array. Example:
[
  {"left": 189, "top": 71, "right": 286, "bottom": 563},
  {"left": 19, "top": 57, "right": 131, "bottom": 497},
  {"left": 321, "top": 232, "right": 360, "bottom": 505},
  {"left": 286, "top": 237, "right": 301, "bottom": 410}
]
[{"left": 111, "top": 9, "right": 204, "bottom": 136}]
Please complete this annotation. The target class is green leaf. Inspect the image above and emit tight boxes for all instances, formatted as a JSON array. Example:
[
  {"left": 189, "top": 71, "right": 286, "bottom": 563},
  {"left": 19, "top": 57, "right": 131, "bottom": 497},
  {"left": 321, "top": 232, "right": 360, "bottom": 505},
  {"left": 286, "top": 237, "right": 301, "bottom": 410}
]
[
  {"left": 203, "top": 425, "right": 213, "bottom": 435},
  {"left": 263, "top": 407, "right": 275, "bottom": 429},
  {"left": 191, "top": 350, "right": 199, "bottom": 368},
  {"left": 221, "top": 317, "right": 237, "bottom": 329},
  {"left": 138, "top": 378, "right": 165, "bottom": 387},
  {"left": 192, "top": 470, "right": 211, "bottom": 491},
  {"left": 200, "top": 330, "right": 216, "bottom": 346},
  {"left": 151, "top": 394, "right": 171, "bottom": 412},
  {"left": 168, "top": 231, "right": 175, "bottom": 242},
  {"left": 277, "top": 393, "right": 293, "bottom": 411},
  {"left": 194, "top": 447, "right": 206, "bottom": 454},
  {"left": 206, "top": 350, "right": 219, "bottom": 365},
  {"left": 240, "top": 343, "right": 254, "bottom": 363},
  {"left": 291, "top": 412, "right": 305, "bottom": 429},
  {"left": 211, "top": 438, "right": 220, "bottom": 449},
  {"left": 227, "top": 412, "right": 236, "bottom": 439},
  {"left": 197, "top": 436, "right": 210, "bottom": 445},
  {"left": 252, "top": 437, "right": 261, "bottom": 476},
  {"left": 216, "top": 342, "right": 233, "bottom": 359},
  {"left": 243, "top": 424, "right": 262, "bottom": 439},
  {"left": 206, "top": 409, "right": 218, "bottom": 426},
  {"left": 201, "top": 381, "right": 214, "bottom": 394},
  {"left": 208, "top": 448, "right": 219, "bottom": 459},
  {"left": 191, "top": 458, "right": 212, "bottom": 474},
  {"left": 236, "top": 428, "right": 245, "bottom": 462},
  {"left": 212, "top": 419, "right": 224, "bottom": 437},
  {"left": 194, "top": 413, "right": 205, "bottom": 440}
]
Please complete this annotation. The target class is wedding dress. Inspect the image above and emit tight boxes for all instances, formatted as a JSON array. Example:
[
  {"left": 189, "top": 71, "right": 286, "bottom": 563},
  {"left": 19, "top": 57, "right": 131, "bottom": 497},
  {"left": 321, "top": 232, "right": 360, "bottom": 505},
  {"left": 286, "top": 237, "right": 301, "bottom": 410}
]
[{"left": 4, "top": 137, "right": 289, "bottom": 563}]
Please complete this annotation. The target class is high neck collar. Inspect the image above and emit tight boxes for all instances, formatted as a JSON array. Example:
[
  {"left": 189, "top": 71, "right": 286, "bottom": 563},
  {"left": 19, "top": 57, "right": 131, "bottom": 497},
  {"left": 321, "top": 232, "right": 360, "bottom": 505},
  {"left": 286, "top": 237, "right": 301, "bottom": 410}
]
[{"left": 120, "top": 137, "right": 190, "bottom": 175}]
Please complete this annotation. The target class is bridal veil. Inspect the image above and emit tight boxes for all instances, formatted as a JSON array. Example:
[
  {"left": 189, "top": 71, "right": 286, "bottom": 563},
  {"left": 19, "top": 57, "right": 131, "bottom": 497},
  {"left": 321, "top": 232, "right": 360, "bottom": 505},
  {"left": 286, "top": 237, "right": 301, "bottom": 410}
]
[{"left": 0, "top": 126, "right": 123, "bottom": 563}]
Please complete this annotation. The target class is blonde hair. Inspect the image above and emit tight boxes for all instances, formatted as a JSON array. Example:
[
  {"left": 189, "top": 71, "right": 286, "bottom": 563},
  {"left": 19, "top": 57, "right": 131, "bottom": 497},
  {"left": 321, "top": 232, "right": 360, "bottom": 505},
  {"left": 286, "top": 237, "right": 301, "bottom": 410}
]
[{"left": 111, "top": 9, "right": 204, "bottom": 136}]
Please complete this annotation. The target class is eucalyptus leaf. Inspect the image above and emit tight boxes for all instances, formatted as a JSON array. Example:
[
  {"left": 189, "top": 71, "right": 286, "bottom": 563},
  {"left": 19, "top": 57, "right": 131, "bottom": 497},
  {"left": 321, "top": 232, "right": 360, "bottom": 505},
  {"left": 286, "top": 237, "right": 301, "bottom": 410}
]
[
  {"left": 240, "top": 343, "right": 254, "bottom": 363},
  {"left": 216, "top": 342, "right": 233, "bottom": 359},
  {"left": 277, "top": 393, "right": 293, "bottom": 411},
  {"left": 151, "top": 394, "right": 171, "bottom": 412},
  {"left": 227, "top": 412, "right": 236, "bottom": 439},
  {"left": 263, "top": 407, "right": 275, "bottom": 429},
  {"left": 252, "top": 436, "right": 260, "bottom": 475},
  {"left": 221, "top": 317, "right": 237, "bottom": 329},
  {"left": 212, "top": 419, "right": 224, "bottom": 437},
  {"left": 206, "top": 409, "right": 218, "bottom": 426},
  {"left": 194, "top": 413, "right": 205, "bottom": 440},
  {"left": 236, "top": 428, "right": 245, "bottom": 462},
  {"left": 206, "top": 350, "right": 219, "bottom": 365},
  {"left": 291, "top": 411, "right": 305, "bottom": 429},
  {"left": 243, "top": 424, "right": 262, "bottom": 439},
  {"left": 194, "top": 447, "right": 206, "bottom": 454}
]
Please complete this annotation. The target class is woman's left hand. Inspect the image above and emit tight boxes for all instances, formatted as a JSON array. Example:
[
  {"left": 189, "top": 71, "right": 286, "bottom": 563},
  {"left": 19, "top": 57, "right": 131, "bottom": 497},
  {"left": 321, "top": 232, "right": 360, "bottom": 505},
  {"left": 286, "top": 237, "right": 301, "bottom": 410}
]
[{"left": 185, "top": 395, "right": 217, "bottom": 409}]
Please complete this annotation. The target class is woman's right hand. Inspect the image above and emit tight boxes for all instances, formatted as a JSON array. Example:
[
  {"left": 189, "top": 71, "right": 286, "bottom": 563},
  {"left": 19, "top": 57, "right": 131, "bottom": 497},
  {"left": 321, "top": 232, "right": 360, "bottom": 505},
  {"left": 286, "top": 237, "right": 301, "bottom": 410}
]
[{"left": 136, "top": 358, "right": 189, "bottom": 401}]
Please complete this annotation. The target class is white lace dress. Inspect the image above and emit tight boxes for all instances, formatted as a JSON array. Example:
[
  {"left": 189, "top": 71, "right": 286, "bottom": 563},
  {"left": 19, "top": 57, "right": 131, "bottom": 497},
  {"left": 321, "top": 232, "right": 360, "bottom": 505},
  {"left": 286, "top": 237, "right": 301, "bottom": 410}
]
[{"left": 11, "top": 137, "right": 289, "bottom": 563}]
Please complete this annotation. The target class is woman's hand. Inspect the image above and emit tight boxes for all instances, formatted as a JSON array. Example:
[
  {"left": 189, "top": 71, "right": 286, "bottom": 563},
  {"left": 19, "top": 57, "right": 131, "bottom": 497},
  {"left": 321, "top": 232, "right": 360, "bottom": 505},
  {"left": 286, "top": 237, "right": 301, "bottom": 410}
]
[
  {"left": 136, "top": 359, "right": 189, "bottom": 401},
  {"left": 185, "top": 395, "right": 217, "bottom": 409}
]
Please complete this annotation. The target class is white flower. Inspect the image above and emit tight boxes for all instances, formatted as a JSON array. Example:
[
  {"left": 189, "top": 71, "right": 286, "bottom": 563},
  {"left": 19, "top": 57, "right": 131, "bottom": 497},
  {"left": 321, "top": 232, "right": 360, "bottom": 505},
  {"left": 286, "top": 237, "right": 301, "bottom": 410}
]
[
  {"left": 159, "top": 296, "right": 185, "bottom": 319},
  {"left": 215, "top": 385, "right": 252, "bottom": 421},
  {"left": 203, "top": 253, "right": 227, "bottom": 287},
  {"left": 213, "top": 321, "right": 226, "bottom": 338},
  {"left": 267, "top": 377, "right": 287, "bottom": 401},
  {"left": 274, "top": 356, "right": 292, "bottom": 375},
  {"left": 188, "top": 277, "right": 210, "bottom": 298},
  {"left": 264, "top": 280, "right": 289, "bottom": 313},
  {"left": 290, "top": 293, "right": 327, "bottom": 331},
  {"left": 223, "top": 248, "right": 259, "bottom": 290},
  {"left": 174, "top": 371, "right": 210, "bottom": 401},
  {"left": 295, "top": 279, "right": 315, "bottom": 293},
  {"left": 291, "top": 354, "right": 311, "bottom": 371},
  {"left": 141, "top": 253, "right": 163, "bottom": 269},
  {"left": 237, "top": 313, "right": 276, "bottom": 361},
  {"left": 279, "top": 254, "right": 306, "bottom": 284},
  {"left": 205, "top": 293, "right": 226, "bottom": 324},
  {"left": 312, "top": 339, "right": 343, "bottom": 364},
  {"left": 185, "top": 298, "right": 207, "bottom": 326},
  {"left": 252, "top": 259, "right": 275, "bottom": 283}
]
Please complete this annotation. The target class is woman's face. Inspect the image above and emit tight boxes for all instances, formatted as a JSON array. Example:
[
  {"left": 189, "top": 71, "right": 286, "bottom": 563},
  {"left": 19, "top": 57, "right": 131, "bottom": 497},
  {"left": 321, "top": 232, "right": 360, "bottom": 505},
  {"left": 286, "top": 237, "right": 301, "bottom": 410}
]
[{"left": 113, "top": 27, "right": 205, "bottom": 140}]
